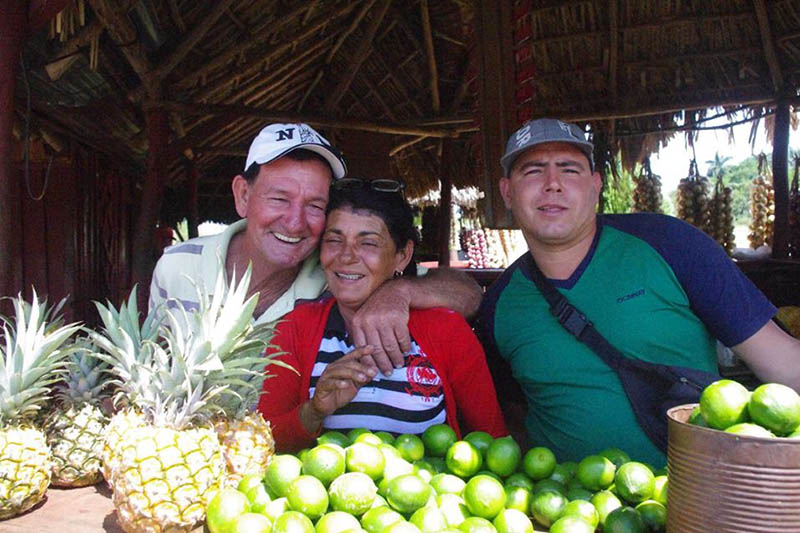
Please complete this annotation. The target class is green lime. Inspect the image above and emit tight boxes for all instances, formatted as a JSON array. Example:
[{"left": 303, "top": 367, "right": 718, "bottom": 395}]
[
  {"left": 371, "top": 493, "right": 388, "bottom": 509},
  {"left": 438, "top": 493, "right": 470, "bottom": 527},
  {"left": 561, "top": 499, "right": 599, "bottom": 528},
  {"left": 464, "top": 431, "right": 494, "bottom": 457},
  {"left": 395, "top": 434, "right": 426, "bottom": 463},
  {"left": 651, "top": 475, "right": 668, "bottom": 506},
  {"left": 347, "top": 442, "right": 386, "bottom": 480},
  {"left": 232, "top": 512, "right": 272, "bottom": 533},
  {"left": 410, "top": 506, "right": 448, "bottom": 532},
  {"left": 385, "top": 473, "right": 432, "bottom": 514},
  {"left": 725, "top": 422, "right": 775, "bottom": 438},
  {"left": 463, "top": 474, "right": 506, "bottom": 520},
  {"left": 207, "top": 488, "right": 251, "bottom": 533},
  {"left": 329, "top": 472, "right": 378, "bottom": 516},
  {"left": 426, "top": 456, "right": 447, "bottom": 473},
  {"left": 635, "top": 499, "right": 666, "bottom": 531},
  {"left": 384, "top": 521, "right": 421, "bottom": 533},
  {"left": 576, "top": 454, "right": 616, "bottom": 491},
  {"left": 376, "top": 431, "right": 396, "bottom": 445},
  {"left": 315, "top": 511, "right": 362, "bottom": 533},
  {"left": 446, "top": 441, "right": 483, "bottom": 478},
  {"left": 532, "top": 478, "right": 567, "bottom": 496},
  {"left": 548, "top": 463, "right": 575, "bottom": 485},
  {"left": 475, "top": 470, "right": 503, "bottom": 482},
  {"left": 504, "top": 472, "right": 534, "bottom": 492},
  {"left": 261, "top": 497, "right": 289, "bottom": 523},
  {"left": 688, "top": 405, "right": 709, "bottom": 427},
  {"left": 748, "top": 383, "right": 800, "bottom": 436},
  {"left": 565, "top": 486, "right": 593, "bottom": 502},
  {"left": 598, "top": 448, "right": 631, "bottom": 470},
  {"left": 354, "top": 432, "right": 385, "bottom": 446},
  {"left": 485, "top": 437, "right": 521, "bottom": 478},
  {"left": 238, "top": 473, "right": 265, "bottom": 495},
  {"left": 530, "top": 489, "right": 567, "bottom": 528},
  {"left": 245, "top": 483, "right": 271, "bottom": 514},
  {"left": 614, "top": 462, "right": 655, "bottom": 504},
  {"left": 422, "top": 424, "right": 458, "bottom": 457},
  {"left": 361, "top": 506, "right": 404, "bottom": 533},
  {"left": 548, "top": 516, "right": 595, "bottom": 533},
  {"left": 264, "top": 454, "right": 303, "bottom": 498},
  {"left": 430, "top": 473, "right": 466, "bottom": 495},
  {"left": 788, "top": 428, "right": 800, "bottom": 438},
  {"left": 413, "top": 459, "right": 436, "bottom": 483},
  {"left": 286, "top": 475, "right": 329, "bottom": 520},
  {"left": 503, "top": 486, "right": 531, "bottom": 513},
  {"left": 699, "top": 379, "right": 751, "bottom": 430},
  {"left": 458, "top": 516, "right": 497, "bottom": 532},
  {"left": 590, "top": 490, "right": 622, "bottom": 528},
  {"left": 492, "top": 508, "right": 533, "bottom": 533},
  {"left": 348, "top": 428, "right": 373, "bottom": 442},
  {"left": 522, "top": 447, "right": 556, "bottom": 480},
  {"left": 270, "top": 511, "right": 315, "bottom": 533},
  {"left": 303, "top": 444, "right": 346, "bottom": 487},
  {"left": 603, "top": 506, "right": 647, "bottom": 533},
  {"left": 319, "top": 430, "right": 351, "bottom": 448}
]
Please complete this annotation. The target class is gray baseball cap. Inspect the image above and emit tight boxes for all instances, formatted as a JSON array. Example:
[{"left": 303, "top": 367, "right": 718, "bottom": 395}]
[{"left": 500, "top": 118, "right": 594, "bottom": 176}]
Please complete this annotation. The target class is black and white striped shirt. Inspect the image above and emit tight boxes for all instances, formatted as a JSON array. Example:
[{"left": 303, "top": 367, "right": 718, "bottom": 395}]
[{"left": 310, "top": 305, "right": 446, "bottom": 434}]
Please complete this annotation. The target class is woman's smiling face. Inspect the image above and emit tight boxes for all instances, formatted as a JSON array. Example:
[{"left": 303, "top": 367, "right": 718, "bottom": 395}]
[{"left": 320, "top": 208, "right": 411, "bottom": 314}]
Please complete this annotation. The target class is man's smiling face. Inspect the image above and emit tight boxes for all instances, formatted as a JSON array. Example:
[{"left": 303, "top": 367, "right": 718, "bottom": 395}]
[
  {"left": 499, "top": 141, "right": 602, "bottom": 251},
  {"left": 234, "top": 155, "right": 332, "bottom": 271}
]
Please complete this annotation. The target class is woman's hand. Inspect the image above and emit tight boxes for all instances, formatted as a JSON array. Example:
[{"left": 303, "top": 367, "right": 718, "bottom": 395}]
[{"left": 299, "top": 345, "right": 378, "bottom": 435}]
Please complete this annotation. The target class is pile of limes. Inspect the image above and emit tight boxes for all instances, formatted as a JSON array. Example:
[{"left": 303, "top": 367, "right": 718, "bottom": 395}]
[
  {"left": 205, "top": 424, "right": 668, "bottom": 533},
  {"left": 692, "top": 380, "right": 800, "bottom": 438}
]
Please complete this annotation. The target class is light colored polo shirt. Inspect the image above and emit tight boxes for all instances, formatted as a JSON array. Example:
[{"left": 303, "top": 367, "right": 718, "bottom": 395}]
[{"left": 149, "top": 219, "right": 327, "bottom": 326}]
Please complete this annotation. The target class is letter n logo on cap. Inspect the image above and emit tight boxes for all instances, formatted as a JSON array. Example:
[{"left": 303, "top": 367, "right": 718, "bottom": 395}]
[{"left": 276, "top": 128, "right": 295, "bottom": 141}]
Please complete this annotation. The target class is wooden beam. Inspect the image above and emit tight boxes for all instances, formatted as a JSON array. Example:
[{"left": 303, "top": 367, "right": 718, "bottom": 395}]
[
  {"left": 772, "top": 100, "right": 791, "bottom": 258},
  {"left": 475, "top": 0, "right": 515, "bottom": 228},
  {"left": 752, "top": 0, "right": 784, "bottom": 92},
  {"left": 87, "top": 0, "right": 158, "bottom": 98},
  {"left": 150, "top": 0, "right": 237, "bottom": 81},
  {"left": 323, "top": 0, "right": 392, "bottom": 114},
  {"left": 608, "top": 0, "right": 619, "bottom": 104},
  {"left": 420, "top": 0, "right": 440, "bottom": 114},
  {"left": 390, "top": 136, "right": 427, "bottom": 156},
  {"left": 298, "top": 0, "right": 379, "bottom": 111},
  {"left": 44, "top": 20, "right": 103, "bottom": 80},
  {"left": 160, "top": 100, "right": 465, "bottom": 138}
]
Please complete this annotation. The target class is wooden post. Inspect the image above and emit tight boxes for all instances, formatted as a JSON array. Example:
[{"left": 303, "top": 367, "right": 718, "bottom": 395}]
[
  {"left": 772, "top": 100, "right": 790, "bottom": 258},
  {"left": 438, "top": 141, "right": 458, "bottom": 267},
  {"left": 0, "top": 0, "right": 27, "bottom": 302},
  {"left": 475, "top": 0, "right": 515, "bottom": 228},
  {"left": 187, "top": 161, "right": 200, "bottom": 239},
  {"left": 131, "top": 106, "right": 169, "bottom": 306}
]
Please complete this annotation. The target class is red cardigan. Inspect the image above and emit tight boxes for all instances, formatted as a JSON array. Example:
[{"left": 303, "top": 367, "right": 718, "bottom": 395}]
[{"left": 258, "top": 298, "right": 508, "bottom": 452}]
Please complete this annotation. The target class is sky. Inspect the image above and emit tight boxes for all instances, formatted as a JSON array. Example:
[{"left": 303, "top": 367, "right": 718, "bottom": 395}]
[{"left": 649, "top": 115, "right": 800, "bottom": 193}]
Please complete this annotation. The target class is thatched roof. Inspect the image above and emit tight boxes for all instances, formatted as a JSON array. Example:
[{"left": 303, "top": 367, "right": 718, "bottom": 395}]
[{"left": 13, "top": 0, "right": 800, "bottom": 225}]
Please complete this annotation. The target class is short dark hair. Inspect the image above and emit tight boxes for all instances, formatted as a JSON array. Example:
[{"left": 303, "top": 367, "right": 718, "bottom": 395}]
[
  {"left": 242, "top": 148, "right": 333, "bottom": 183},
  {"left": 326, "top": 181, "right": 419, "bottom": 277}
]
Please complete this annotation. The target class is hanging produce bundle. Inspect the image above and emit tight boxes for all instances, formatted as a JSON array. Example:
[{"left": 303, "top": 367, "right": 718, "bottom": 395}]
[
  {"left": 633, "top": 159, "right": 663, "bottom": 213},
  {"left": 708, "top": 178, "right": 735, "bottom": 255},
  {"left": 788, "top": 155, "right": 800, "bottom": 258},
  {"left": 748, "top": 154, "right": 775, "bottom": 249},
  {"left": 676, "top": 160, "right": 712, "bottom": 234}
]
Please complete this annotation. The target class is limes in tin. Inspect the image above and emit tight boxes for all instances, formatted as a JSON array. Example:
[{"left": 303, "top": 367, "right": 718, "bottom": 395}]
[
  {"left": 748, "top": 383, "right": 800, "bottom": 435},
  {"left": 635, "top": 500, "right": 667, "bottom": 531},
  {"left": 699, "top": 379, "right": 750, "bottom": 430}
]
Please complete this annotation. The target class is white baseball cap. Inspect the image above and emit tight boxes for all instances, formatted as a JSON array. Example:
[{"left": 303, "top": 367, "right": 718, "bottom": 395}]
[{"left": 244, "top": 123, "right": 347, "bottom": 179}]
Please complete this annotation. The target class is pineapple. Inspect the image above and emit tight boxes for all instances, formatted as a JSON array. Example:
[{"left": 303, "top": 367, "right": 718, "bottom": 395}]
[
  {"left": 93, "top": 264, "right": 274, "bottom": 532},
  {"left": 42, "top": 337, "right": 110, "bottom": 488},
  {"left": 89, "top": 287, "right": 160, "bottom": 487},
  {"left": 0, "top": 292, "right": 81, "bottom": 519}
]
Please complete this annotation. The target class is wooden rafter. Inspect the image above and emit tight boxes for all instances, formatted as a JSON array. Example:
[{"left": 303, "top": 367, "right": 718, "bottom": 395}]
[
  {"left": 608, "top": 0, "right": 619, "bottom": 104},
  {"left": 420, "top": 0, "right": 440, "bottom": 114},
  {"left": 323, "top": 0, "right": 392, "bottom": 114},
  {"left": 752, "top": 0, "right": 784, "bottom": 92},
  {"left": 44, "top": 19, "right": 103, "bottom": 80},
  {"left": 159, "top": 100, "right": 466, "bottom": 138}
]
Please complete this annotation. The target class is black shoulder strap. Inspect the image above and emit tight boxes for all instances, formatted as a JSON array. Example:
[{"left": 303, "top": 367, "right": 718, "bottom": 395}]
[{"left": 525, "top": 254, "right": 628, "bottom": 371}]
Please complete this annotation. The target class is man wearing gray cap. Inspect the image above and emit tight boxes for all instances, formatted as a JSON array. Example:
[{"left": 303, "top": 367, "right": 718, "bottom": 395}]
[
  {"left": 477, "top": 118, "right": 800, "bottom": 465},
  {"left": 150, "top": 123, "right": 482, "bottom": 375}
]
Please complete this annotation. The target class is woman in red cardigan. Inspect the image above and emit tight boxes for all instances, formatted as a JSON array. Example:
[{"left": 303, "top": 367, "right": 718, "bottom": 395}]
[{"left": 258, "top": 178, "right": 507, "bottom": 451}]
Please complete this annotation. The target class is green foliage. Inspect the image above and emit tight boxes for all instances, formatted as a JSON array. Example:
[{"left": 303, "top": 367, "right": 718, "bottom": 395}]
[
  {"left": 723, "top": 155, "right": 762, "bottom": 225},
  {"left": 600, "top": 163, "right": 634, "bottom": 214}
]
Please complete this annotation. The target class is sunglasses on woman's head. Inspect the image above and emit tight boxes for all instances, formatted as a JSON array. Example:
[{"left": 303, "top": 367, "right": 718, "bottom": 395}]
[{"left": 332, "top": 177, "right": 405, "bottom": 194}]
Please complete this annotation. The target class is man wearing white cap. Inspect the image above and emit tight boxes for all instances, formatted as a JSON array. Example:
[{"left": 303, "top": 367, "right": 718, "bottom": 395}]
[
  {"left": 150, "top": 123, "right": 482, "bottom": 374},
  {"left": 477, "top": 118, "right": 800, "bottom": 466}
]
